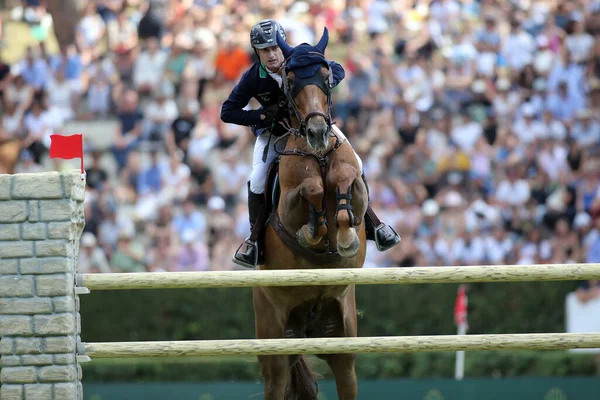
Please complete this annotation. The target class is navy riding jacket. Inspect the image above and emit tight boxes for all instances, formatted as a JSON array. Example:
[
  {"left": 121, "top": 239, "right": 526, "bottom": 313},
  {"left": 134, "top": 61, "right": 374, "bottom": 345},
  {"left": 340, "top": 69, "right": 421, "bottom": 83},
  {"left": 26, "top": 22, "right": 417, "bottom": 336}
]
[{"left": 220, "top": 60, "right": 345, "bottom": 136}]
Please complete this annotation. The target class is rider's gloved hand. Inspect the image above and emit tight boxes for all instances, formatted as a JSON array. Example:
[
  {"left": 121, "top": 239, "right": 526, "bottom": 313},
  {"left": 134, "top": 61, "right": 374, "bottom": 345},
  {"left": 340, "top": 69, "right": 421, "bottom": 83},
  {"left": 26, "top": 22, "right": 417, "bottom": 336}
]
[{"left": 260, "top": 104, "right": 279, "bottom": 123}]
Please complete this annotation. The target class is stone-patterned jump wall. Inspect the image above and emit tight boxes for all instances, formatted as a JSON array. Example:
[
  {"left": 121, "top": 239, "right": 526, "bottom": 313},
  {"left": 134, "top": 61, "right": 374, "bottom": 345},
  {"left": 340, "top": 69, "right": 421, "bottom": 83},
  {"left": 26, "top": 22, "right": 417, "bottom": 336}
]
[{"left": 1, "top": 171, "right": 85, "bottom": 400}]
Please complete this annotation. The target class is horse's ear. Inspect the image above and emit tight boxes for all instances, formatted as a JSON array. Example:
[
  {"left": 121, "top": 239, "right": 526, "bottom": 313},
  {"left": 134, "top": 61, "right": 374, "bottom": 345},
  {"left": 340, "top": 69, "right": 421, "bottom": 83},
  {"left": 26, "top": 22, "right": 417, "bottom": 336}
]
[
  {"left": 316, "top": 27, "right": 329, "bottom": 54},
  {"left": 276, "top": 30, "right": 294, "bottom": 59}
]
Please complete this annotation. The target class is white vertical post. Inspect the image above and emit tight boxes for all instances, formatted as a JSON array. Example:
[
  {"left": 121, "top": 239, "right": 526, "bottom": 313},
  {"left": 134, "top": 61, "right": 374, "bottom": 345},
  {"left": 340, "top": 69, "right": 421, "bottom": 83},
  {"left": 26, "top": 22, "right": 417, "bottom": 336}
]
[{"left": 455, "top": 323, "right": 467, "bottom": 380}]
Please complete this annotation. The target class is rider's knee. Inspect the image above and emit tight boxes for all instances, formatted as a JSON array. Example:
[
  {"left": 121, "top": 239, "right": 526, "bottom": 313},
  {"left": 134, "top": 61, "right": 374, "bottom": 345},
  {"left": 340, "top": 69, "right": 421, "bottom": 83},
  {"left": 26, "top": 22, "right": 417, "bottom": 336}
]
[{"left": 250, "top": 179, "right": 266, "bottom": 194}]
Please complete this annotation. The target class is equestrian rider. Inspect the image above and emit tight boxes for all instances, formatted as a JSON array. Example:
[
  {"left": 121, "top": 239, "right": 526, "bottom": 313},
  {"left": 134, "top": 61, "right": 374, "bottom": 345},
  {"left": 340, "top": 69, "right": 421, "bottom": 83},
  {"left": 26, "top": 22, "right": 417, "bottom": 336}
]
[{"left": 220, "top": 19, "right": 401, "bottom": 268}]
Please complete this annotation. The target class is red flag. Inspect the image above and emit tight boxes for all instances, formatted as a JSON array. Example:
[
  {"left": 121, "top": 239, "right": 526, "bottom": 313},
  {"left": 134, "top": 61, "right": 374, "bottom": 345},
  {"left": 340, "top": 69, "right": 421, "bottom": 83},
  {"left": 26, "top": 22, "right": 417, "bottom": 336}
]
[
  {"left": 49, "top": 134, "right": 84, "bottom": 175},
  {"left": 454, "top": 285, "right": 468, "bottom": 327},
  {"left": 49, "top": 134, "right": 83, "bottom": 159}
]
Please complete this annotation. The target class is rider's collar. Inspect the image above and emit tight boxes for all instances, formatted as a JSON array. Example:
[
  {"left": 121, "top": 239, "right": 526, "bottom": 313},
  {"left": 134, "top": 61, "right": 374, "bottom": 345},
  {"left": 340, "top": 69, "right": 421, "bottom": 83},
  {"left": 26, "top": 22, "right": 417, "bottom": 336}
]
[{"left": 259, "top": 62, "right": 268, "bottom": 78}]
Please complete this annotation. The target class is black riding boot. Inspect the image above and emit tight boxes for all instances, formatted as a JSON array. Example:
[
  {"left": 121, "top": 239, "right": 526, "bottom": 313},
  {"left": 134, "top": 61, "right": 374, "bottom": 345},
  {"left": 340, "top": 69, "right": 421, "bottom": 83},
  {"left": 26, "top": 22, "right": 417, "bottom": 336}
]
[
  {"left": 361, "top": 173, "right": 401, "bottom": 252},
  {"left": 233, "top": 184, "right": 266, "bottom": 268}
]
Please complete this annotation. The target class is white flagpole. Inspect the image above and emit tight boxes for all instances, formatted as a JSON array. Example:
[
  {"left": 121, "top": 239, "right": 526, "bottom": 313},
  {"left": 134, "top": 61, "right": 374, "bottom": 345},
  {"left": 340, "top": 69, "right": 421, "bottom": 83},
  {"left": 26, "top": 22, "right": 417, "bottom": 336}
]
[{"left": 455, "top": 322, "right": 467, "bottom": 380}]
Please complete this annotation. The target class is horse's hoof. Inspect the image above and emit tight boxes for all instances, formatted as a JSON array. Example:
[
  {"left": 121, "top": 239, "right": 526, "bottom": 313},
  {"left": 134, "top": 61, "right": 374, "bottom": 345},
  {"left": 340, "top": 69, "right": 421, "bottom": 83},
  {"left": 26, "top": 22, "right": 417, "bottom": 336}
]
[
  {"left": 297, "top": 225, "right": 322, "bottom": 247},
  {"left": 296, "top": 229, "right": 312, "bottom": 248},
  {"left": 338, "top": 233, "right": 360, "bottom": 258}
]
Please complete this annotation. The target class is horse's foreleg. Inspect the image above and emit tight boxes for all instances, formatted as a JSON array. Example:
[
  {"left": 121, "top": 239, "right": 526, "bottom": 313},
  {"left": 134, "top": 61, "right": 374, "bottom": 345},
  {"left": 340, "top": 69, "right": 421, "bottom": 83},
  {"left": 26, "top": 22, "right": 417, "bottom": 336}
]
[
  {"left": 332, "top": 165, "right": 367, "bottom": 257},
  {"left": 285, "top": 176, "right": 328, "bottom": 248}
]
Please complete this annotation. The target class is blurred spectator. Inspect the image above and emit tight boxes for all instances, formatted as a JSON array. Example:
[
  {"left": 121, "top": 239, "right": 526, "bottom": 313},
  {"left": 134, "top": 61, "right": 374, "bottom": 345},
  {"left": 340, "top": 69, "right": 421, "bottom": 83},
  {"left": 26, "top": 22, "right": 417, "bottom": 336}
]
[
  {"left": 14, "top": 149, "right": 44, "bottom": 174},
  {"left": 5, "top": 69, "right": 34, "bottom": 114},
  {"left": 79, "top": 232, "right": 112, "bottom": 274},
  {"left": 76, "top": 2, "right": 106, "bottom": 63},
  {"left": 45, "top": 66, "right": 76, "bottom": 129},
  {"left": 110, "top": 228, "right": 146, "bottom": 272},
  {"left": 165, "top": 99, "right": 198, "bottom": 159},
  {"left": 136, "top": 149, "right": 163, "bottom": 220},
  {"left": 133, "top": 36, "right": 167, "bottom": 95},
  {"left": 18, "top": 46, "right": 50, "bottom": 92},
  {"left": 172, "top": 197, "right": 206, "bottom": 243},
  {"left": 576, "top": 280, "right": 600, "bottom": 303},
  {"left": 85, "top": 151, "right": 109, "bottom": 191},
  {"left": 214, "top": 32, "right": 250, "bottom": 82},
  {"left": 23, "top": 99, "right": 51, "bottom": 164},
  {"left": 174, "top": 229, "right": 209, "bottom": 271},
  {"left": 2, "top": 0, "right": 598, "bottom": 273},
  {"left": 112, "top": 88, "right": 143, "bottom": 171},
  {"left": 142, "top": 81, "right": 178, "bottom": 143}
]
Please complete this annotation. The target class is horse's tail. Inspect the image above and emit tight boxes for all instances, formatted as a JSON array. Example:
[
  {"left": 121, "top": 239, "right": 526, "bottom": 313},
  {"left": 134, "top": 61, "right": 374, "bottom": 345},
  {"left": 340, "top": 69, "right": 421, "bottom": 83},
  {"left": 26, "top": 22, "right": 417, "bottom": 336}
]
[{"left": 285, "top": 355, "right": 319, "bottom": 400}]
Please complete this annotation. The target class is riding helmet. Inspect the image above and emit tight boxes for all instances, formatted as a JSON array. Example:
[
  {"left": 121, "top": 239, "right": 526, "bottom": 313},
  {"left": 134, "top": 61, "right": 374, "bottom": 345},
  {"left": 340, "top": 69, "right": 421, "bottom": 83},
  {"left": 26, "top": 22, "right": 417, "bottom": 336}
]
[{"left": 250, "top": 19, "right": 286, "bottom": 49}]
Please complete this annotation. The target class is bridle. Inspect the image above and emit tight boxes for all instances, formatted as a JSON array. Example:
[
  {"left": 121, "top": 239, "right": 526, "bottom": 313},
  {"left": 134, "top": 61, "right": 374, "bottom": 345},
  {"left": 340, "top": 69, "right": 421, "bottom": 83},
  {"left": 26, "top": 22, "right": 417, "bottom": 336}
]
[{"left": 279, "top": 53, "right": 334, "bottom": 139}]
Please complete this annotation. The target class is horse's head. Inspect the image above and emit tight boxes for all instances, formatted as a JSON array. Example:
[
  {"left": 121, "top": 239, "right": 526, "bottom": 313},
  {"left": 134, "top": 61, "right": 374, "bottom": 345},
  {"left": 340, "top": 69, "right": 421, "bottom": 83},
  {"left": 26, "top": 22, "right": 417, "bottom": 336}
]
[{"left": 277, "top": 28, "right": 333, "bottom": 152}]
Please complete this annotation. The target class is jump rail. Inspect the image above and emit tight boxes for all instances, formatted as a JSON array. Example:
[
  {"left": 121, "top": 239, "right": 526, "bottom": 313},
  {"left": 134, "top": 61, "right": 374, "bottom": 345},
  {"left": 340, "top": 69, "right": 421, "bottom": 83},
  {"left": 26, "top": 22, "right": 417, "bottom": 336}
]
[
  {"left": 81, "top": 333, "right": 600, "bottom": 358},
  {"left": 77, "top": 263, "right": 600, "bottom": 290}
]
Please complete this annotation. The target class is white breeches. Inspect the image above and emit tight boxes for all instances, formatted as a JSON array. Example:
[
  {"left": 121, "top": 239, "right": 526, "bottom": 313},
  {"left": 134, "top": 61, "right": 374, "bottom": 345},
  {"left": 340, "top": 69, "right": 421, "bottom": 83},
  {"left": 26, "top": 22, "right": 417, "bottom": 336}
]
[{"left": 249, "top": 126, "right": 364, "bottom": 194}]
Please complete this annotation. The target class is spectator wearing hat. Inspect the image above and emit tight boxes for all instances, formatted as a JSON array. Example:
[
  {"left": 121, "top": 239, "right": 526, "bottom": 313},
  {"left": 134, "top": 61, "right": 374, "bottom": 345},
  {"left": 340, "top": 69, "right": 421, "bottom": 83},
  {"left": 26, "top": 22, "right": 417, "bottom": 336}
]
[
  {"left": 110, "top": 228, "right": 146, "bottom": 273},
  {"left": 571, "top": 109, "right": 600, "bottom": 147},
  {"left": 539, "top": 109, "right": 567, "bottom": 141},
  {"left": 492, "top": 78, "right": 520, "bottom": 126},
  {"left": 174, "top": 229, "right": 209, "bottom": 271},
  {"left": 513, "top": 102, "right": 545, "bottom": 144},
  {"left": 417, "top": 199, "right": 441, "bottom": 238},
  {"left": 79, "top": 232, "right": 112, "bottom": 274}
]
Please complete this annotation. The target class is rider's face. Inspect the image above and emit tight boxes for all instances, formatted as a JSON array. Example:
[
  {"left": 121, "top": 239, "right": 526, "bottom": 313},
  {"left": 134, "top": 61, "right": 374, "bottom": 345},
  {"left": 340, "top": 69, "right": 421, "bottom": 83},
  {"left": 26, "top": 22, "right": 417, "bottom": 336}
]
[{"left": 257, "top": 46, "right": 284, "bottom": 72}]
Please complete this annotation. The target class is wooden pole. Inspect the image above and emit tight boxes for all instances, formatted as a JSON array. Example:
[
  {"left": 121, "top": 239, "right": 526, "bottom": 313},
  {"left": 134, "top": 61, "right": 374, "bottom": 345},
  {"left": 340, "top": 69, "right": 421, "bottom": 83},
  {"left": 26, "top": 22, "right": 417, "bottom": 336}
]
[
  {"left": 78, "top": 263, "right": 600, "bottom": 290},
  {"left": 81, "top": 333, "right": 600, "bottom": 358}
]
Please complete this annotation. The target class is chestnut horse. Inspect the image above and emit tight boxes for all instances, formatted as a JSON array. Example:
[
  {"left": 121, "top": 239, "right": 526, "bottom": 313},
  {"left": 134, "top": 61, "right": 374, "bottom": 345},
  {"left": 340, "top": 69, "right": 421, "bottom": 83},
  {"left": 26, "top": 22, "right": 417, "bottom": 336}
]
[{"left": 252, "top": 28, "right": 367, "bottom": 400}]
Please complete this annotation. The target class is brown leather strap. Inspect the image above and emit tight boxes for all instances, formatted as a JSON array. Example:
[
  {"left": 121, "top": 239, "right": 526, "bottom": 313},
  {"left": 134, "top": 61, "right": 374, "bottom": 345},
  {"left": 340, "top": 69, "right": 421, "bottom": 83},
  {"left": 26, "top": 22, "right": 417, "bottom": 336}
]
[
  {"left": 270, "top": 210, "right": 341, "bottom": 265},
  {"left": 365, "top": 205, "right": 381, "bottom": 227}
]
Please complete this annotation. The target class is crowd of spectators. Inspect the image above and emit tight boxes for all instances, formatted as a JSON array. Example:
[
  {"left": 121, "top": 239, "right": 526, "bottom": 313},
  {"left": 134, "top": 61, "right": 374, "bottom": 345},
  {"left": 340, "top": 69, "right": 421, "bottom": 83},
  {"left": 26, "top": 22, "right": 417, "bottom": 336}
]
[{"left": 0, "top": 1, "right": 599, "bottom": 291}]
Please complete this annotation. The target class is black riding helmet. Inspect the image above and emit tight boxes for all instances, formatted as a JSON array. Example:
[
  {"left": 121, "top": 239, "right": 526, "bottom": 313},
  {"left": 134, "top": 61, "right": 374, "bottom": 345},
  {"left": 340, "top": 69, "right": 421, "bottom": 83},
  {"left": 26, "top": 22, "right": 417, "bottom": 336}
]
[{"left": 250, "top": 19, "right": 286, "bottom": 50}]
